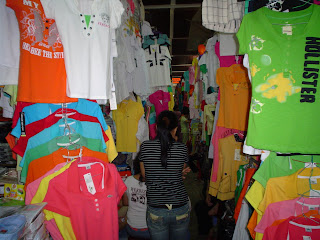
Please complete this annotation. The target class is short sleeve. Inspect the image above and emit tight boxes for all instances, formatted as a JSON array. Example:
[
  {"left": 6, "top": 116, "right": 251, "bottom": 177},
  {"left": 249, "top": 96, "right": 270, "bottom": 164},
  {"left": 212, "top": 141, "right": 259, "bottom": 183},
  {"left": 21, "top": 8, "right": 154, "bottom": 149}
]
[
  {"left": 109, "top": 0, "right": 124, "bottom": 29},
  {"left": 236, "top": 15, "right": 248, "bottom": 54},
  {"left": 43, "top": 180, "right": 70, "bottom": 217},
  {"left": 111, "top": 164, "right": 126, "bottom": 203},
  {"left": 40, "top": 0, "right": 55, "bottom": 19},
  {"left": 139, "top": 142, "right": 146, "bottom": 163}
]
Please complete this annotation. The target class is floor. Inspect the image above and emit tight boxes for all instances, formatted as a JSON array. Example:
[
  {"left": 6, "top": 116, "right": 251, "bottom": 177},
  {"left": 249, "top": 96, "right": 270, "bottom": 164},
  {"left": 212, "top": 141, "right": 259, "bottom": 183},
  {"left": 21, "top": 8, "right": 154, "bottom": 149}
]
[{"left": 184, "top": 170, "right": 208, "bottom": 240}]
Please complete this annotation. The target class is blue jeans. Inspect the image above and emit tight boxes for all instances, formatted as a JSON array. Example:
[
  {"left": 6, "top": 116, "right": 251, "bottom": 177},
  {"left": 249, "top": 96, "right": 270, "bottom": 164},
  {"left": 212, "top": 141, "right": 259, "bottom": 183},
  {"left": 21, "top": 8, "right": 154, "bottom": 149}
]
[
  {"left": 126, "top": 224, "right": 150, "bottom": 239},
  {"left": 146, "top": 204, "right": 190, "bottom": 240}
]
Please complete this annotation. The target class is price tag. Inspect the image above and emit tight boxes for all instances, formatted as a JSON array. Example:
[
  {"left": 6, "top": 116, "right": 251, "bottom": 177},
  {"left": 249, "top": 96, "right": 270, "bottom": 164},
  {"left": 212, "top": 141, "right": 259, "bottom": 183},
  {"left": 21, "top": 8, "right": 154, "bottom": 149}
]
[
  {"left": 305, "top": 162, "right": 317, "bottom": 168},
  {"left": 309, "top": 206, "right": 316, "bottom": 210},
  {"left": 110, "top": 91, "right": 117, "bottom": 110},
  {"left": 83, "top": 173, "right": 96, "bottom": 195},
  {"left": 310, "top": 178, "right": 318, "bottom": 185},
  {"left": 234, "top": 149, "right": 241, "bottom": 161},
  {"left": 305, "top": 228, "right": 312, "bottom": 233},
  {"left": 303, "top": 236, "right": 312, "bottom": 240},
  {"left": 282, "top": 25, "right": 292, "bottom": 35}
]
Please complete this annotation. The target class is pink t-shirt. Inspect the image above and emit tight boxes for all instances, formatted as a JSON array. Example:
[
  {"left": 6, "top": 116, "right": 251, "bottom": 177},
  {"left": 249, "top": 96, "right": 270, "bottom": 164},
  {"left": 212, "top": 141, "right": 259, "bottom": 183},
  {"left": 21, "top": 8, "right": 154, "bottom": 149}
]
[
  {"left": 263, "top": 216, "right": 320, "bottom": 240},
  {"left": 211, "top": 126, "right": 244, "bottom": 182},
  {"left": 43, "top": 158, "right": 126, "bottom": 240},
  {"left": 149, "top": 90, "right": 171, "bottom": 116},
  {"left": 25, "top": 163, "right": 66, "bottom": 240},
  {"left": 189, "top": 66, "right": 195, "bottom": 84},
  {"left": 256, "top": 197, "right": 320, "bottom": 234},
  {"left": 215, "top": 42, "right": 243, "bottom": 67}
]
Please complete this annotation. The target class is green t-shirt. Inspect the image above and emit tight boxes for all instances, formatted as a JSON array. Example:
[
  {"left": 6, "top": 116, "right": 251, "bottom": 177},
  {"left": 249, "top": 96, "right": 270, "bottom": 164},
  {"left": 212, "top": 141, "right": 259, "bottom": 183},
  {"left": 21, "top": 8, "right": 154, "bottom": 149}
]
[
  {"left": 253, "top": 152, "right": 320, "bottom": 188},
  {"left": 237, "top": 5, "right": 320, "bottom": 153},
  {"left": 180, "top": 116, "right": 189, "bottom": 133},
  {"left": 20, "top": 134, "right": 104, "bottom": 183}
]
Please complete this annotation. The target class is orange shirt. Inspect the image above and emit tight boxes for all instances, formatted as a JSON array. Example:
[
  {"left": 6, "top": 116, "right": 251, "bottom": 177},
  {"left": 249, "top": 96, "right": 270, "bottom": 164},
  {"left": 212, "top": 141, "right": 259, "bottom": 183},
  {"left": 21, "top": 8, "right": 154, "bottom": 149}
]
[
  {"left": 25, "top": 147, "right": 108, "bottom": 187},
  {"left": 216, "top": 64, "right": 251, "bottom": 131},
  {"left": 6, "top": 0, "right": 76, "bottom": 103}
]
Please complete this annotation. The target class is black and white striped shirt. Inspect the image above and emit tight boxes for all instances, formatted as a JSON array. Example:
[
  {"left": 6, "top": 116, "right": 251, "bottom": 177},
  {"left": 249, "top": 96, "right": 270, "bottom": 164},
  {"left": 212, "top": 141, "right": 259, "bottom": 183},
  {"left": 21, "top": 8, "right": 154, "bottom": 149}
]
[{"left": 140, "top": 139, "right": 189, "bottom": 207}]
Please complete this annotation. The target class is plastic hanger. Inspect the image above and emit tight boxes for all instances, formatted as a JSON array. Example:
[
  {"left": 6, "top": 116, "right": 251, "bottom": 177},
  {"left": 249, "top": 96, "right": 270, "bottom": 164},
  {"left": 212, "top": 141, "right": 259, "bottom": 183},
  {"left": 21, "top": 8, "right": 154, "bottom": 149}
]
[{"left": 297, "top": 156, "right": 320, "bottom": 198}]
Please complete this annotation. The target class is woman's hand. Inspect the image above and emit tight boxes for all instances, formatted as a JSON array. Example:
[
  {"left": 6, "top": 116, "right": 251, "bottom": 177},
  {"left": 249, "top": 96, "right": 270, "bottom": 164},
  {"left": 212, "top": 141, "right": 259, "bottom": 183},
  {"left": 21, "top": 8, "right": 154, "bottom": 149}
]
[{"left": 182, "top": 166, "right": 191, "bottom": 179}]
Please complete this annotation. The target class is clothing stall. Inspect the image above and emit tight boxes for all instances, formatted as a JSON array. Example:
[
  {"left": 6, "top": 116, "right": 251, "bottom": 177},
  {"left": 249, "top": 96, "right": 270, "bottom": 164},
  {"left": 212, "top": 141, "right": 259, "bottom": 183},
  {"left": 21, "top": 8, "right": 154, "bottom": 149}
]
[{"left": 0, "top": 0, "right": 319, "bottom": 239}]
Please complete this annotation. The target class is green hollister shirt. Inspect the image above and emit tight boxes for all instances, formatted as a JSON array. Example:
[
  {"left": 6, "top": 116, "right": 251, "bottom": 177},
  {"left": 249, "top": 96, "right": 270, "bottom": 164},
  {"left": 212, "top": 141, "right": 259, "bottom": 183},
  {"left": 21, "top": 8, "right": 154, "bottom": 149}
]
[
  {"left": 20, "top": 134, "right": 104, "bottom": 183},
  {"left": 237, "top": 5, "right": 320, "bottom": 153}
]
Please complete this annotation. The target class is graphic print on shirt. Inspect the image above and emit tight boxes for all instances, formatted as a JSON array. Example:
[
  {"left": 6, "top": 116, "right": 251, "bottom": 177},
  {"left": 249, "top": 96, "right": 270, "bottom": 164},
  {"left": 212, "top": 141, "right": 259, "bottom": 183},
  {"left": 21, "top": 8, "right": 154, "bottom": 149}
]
[
  {"left": 300, "top": 37, "right": 320, "bottom": 103},
  {"left": 256, "top": 72, "right": 301, "bottom": 103},
  {"left": 20, "top": 7, "right": 62, "bottom": 56},
  {"left": 98, "top": 13, "right": 110, "bottom": 27},
  {"left": 249, "top": 35, "right": 265, "bottom": 51},
  {"left": 130, "top": 187, "right": 146, "bottom": 205},
  {"left": 250, "top": 98, "right": 264, "bottom": 114}
]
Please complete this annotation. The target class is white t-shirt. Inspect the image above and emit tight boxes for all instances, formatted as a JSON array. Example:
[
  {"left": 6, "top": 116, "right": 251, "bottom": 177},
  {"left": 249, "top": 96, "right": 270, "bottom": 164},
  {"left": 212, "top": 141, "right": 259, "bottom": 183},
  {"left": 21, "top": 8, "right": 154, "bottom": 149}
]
[
  {"left": 0, "top": 0, "right": 19, "bottom": 85},
  {"left": 145, "top": 44, "right": 171, "bottom": 87},
  {"left": 124, "top": 176, "right": 147, "bottom": 229},
  {"left": 40, "top": 0, "right": 124, "bottom": 99}
]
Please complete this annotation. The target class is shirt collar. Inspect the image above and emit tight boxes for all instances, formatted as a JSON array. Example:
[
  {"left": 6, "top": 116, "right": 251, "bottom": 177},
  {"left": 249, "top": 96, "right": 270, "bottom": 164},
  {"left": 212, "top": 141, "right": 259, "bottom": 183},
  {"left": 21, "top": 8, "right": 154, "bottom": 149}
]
[{"left": 67, "top": 157, "right": 110, "bottom": 197}]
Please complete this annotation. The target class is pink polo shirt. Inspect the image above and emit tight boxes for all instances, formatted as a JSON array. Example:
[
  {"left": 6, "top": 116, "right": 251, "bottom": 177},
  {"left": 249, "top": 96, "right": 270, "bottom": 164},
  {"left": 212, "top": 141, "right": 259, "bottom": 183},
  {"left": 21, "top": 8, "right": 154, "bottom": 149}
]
[
  {"left": 43, "top": 158, "right": 126, "bottom": 240},
  {"left": 263, "top": 215, "right": 320, "bottom": 240},
  {"left": 149, "top": 90, "right": 171, "bottom": 116},
  {"left": 256, "top": 197, "right": 320, "bottom": 234}
]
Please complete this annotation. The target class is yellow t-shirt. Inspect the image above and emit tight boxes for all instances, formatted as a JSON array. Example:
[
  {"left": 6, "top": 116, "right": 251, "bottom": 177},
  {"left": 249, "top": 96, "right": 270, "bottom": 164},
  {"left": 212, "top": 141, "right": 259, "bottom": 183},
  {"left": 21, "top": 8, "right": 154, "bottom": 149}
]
[
  {"left": 258, "top": 168, "right": 320, "bottom": 214},
  {"left": 209, "top": 135, "right": 248, "bottom": 200},
  {"left": 112, "top": 99, "right": 144, "bottom": 152},
  {"left": 216, "top": 64, "right": 251, "bottom": 131},
  {"left": 245, "top": 181, "right": 265, "bottom": 240},
  {"left": 105, "top": 128, "right": 118, "bottom": 161},
  {"left": 32, "top": 162, "right": 76, "bottom": 240},
  {"left": 168, "top": 92, "right": 174, "bottom": 111}
]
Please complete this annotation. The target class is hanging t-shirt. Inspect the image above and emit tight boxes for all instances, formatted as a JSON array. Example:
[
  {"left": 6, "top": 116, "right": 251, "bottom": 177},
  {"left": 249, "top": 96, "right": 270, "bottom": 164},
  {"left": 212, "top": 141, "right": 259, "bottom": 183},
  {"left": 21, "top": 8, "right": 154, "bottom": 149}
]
[
  {"left": 216, "top": 64, "right": 251, "bottom": 131},
  {"left": 6, "top": 0, "right": 76, "bottom": 103},
  {"left": 215, "top": 42, "right": 243, "bottom": 67},
  {"left": 142, "top": 34, "right": 170, "bottom": 49},
  {"left": 209, "top": 135, "right": 249, "bottom": 201},
  {"left": 145, "top": 45, "right": 171, "bottom": 87},
  {"left": 28, "top": 162, "right": 76, "bottom": 240},
  {"left": 13, "top": 109, "right": 108, "bottom": 157},
  {"left": 124, "top": 176, "right": 148, "bottom": 229},
  {"left": 19, "top": 119, "right": 107, "bottom": 167},
  {"left": 237, "top": 5, "right": 320, "bottom": 153},
  {"left": 258, "top": 168, "right": 320, "bottom": 215},
  {"left": 11, "top": 99, "right": 108, "bottom": 138},
  {"left": 255, "top": 197, "right": 320, "bottom": 234},
  {"left": 0, "top": 0, "right": 19, "bottom": 85},
  {"left": 21, "top": 134, "right": 104, "bottom": 183},
  {"left": 149, "top": 90, "right": 170, "bottom": 116},
  {"left": 25, "top": 146, "right": 108, "bottom": 188},
  {"left": 40, "top": 0, "right": 124, "bottom": 99},
  {"left": 112, "top": 99, "right": 144, "bottom": 152},
  {"left": 43, "top": 157, "right": 126, "bottom": 240},
  {"left": 263, "top": 215, "right": 320, "bottom": 240}
]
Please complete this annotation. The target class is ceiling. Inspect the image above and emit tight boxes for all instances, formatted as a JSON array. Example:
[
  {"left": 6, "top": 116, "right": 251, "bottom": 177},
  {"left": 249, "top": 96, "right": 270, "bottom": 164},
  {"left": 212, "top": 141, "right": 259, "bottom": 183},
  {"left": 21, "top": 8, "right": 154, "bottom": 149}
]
[{"left": 143, "top": 0, "right": 214, "bottom": 79}]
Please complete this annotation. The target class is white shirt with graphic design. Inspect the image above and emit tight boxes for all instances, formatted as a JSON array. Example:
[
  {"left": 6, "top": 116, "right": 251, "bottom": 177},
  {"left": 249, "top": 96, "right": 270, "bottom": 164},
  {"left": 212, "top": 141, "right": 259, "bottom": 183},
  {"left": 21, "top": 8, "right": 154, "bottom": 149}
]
[
  {"left": 145, "top": 44, "right": 171, "bottom": 87},
  {"left": 40, "top": 0, "right": 124, "bottom": 99},
  {"left": 0, "top": 0, "right": 19, "bottom": 84},
  {"left": 124, "top": 176, "right": 147, "bottom": 229}
]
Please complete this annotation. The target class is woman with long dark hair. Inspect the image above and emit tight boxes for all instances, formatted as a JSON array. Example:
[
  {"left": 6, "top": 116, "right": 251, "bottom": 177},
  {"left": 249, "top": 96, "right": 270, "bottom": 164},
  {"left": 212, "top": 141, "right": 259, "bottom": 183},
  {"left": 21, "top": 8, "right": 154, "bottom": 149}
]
[{"left": 140, "top": 110, "right": 190, "bottom": 240}]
